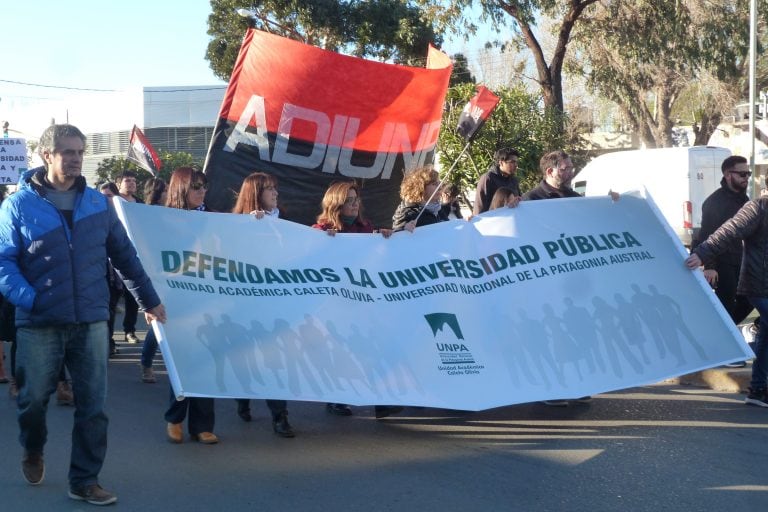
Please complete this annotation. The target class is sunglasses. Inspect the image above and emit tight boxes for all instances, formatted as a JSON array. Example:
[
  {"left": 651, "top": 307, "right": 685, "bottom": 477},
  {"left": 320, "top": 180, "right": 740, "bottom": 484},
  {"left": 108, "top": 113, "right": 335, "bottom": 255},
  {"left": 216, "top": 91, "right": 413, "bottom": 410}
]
[
  {"left": 190, "top": 182, "right": 208, "bottom": 191},
  {"left": 729, "top": 170, "right": 752, "bottom": 178}
]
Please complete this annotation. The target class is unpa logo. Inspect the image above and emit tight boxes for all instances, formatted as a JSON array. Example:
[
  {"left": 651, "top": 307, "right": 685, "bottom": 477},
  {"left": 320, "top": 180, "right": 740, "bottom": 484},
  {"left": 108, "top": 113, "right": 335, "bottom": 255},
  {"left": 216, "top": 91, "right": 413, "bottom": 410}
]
[{"left": 424, "top": 313, "right": 476, "bottom": 364}]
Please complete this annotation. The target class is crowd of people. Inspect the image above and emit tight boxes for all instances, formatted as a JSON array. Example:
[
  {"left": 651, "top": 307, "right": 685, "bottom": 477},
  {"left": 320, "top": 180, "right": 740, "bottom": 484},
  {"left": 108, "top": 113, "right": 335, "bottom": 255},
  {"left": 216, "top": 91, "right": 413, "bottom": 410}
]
[{"left": 0, "top": 122, "right": 764, "bottom": 507}]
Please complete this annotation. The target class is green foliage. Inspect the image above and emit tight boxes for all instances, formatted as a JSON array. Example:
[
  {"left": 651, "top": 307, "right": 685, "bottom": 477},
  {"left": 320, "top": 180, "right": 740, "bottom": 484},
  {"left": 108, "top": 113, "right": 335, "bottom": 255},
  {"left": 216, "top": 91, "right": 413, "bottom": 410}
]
[
  {"left": 437, "top": 83, "right": 570, "bottom": 197},
  {"left": 206, "top": 0, "right": 442, "bottom": 82},
  {"left": 449, "top": 53, "right": 475, "bottom": 86},
  {"left": 94, "top": 151, "right": 200, "bottom": 200},
  {"left": 572, "top": 0, "right": 765, "bottom": 147}
]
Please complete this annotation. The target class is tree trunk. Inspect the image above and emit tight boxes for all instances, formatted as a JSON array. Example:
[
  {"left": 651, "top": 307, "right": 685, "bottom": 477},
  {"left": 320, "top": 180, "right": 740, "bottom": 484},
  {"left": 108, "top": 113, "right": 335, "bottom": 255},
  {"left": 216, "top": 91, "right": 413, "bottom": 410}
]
[{"left": 497, "top": 0, "right": 598, "bottom": 134}]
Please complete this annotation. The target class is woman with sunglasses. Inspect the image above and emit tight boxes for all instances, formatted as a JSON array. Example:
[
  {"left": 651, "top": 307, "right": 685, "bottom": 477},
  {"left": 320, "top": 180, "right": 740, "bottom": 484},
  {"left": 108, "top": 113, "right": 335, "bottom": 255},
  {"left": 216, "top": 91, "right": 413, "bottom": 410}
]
[
  {"left": 230, "top": 172, "right": 294, "bottom": 437},
  {"left": 312, "top": 181, "right": 401, "bottom": 419},
  {"left": 158, "top": 167, "right": 219, "bottom": 444}
]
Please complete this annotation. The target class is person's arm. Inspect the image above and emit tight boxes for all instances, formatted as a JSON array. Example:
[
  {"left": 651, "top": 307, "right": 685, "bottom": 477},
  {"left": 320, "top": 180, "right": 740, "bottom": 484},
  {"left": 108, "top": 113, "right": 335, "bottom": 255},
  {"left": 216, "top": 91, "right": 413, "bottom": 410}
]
[
  {"left": 0, "top": 204, "right": 37, "bottom": 311},
  {"left": 689, "top": 199, "right": 763, "bottom": 267},
  {"left": 695, "top": 197, "right": 719, "bottom": 270},
  {"left": 105, "top": 205, "right": 161, "bottom": 312},
  {"left": 473, "top": 175, "right": 490, "bottom": 215}
]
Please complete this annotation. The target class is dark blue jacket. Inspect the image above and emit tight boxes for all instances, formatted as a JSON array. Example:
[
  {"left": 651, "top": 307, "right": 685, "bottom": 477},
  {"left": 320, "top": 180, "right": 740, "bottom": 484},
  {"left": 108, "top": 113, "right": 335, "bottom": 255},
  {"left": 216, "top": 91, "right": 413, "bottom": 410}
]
[{"left": 0, "top": 168, "right": 160, "bottom": 327}]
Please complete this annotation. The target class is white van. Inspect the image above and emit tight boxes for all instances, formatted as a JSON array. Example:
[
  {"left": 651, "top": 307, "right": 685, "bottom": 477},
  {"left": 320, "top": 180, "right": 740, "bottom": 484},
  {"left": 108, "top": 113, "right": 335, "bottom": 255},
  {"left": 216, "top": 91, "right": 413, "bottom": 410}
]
[{"left": 573, "top": 146, "right": 732, "bottom": 247}]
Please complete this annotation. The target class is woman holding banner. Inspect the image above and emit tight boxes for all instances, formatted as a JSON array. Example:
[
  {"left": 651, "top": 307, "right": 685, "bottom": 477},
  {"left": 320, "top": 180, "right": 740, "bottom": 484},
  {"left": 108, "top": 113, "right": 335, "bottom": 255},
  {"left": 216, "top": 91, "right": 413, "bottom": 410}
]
[
  {"left": 313, "top": 181, "right": 402, "bottom": 419},
  {"left": 230, "top": 171, "right": 295, "bottom": 438},
  {"left": 392, "top": 167, "right": 446, "bottom": 232},
  {"left": 162, "top": 167, "right": 219, "bottom": 444}
]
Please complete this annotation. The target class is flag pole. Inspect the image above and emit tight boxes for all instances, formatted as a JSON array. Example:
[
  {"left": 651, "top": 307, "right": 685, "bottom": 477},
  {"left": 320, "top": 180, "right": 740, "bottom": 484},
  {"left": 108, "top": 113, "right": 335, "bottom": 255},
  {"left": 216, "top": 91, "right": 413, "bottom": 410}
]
[
  {"left": 413, "top": 139, "right": 472, "bottom": 225},
  {"left": 410, "top": 85, "right": 500, "bottom": 228}
]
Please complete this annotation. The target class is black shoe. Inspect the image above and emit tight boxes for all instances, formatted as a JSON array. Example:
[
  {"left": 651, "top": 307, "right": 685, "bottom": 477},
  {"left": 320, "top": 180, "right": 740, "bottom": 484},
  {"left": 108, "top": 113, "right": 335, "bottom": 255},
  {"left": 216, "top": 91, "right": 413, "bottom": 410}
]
[
  {"left": 22, "top": 452, "right": 44, "bottom": 485},
  {"left": 272, "top": 412, "right": 295, "bottom": 438},
  {"left": 236, "top": 401, "right": 252, "bottom": 422},
  {"left": 745, "top": 387, "right": 768, "bottom": 407},
  {"left": 374, "top": 405, "right": 404, "bottom": 419},
  {"left": 68, "top": 484, "right": 118, "bottom": 505},
  {"left": 326, "top": 403, "right": 352, "bottom": 416},
  {"left": 723, "top": 361, "right": 747, "bottom": 368}
]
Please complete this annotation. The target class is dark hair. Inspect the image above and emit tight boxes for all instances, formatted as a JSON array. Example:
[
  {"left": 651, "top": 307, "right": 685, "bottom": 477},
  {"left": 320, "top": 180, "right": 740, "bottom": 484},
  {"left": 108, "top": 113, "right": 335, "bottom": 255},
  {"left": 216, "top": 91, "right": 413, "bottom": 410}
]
[
  {"left": 488, "top": 187, "right": 517, "bottom": 210},
  {"left": 165, "top": 167, "right": 207, "bottom": 210},
  {"left": 37, "top": 124, "right": 86, "bottom": 167},
  {"left": 494, "top": 148, "right": 519, "bottom": 162},
  {"left": 232, "top": 172, "right": 278, "bottom": 214},
  {"left": 721, "top": 155, "right": 748, "bottom": 174},
  {"left": 143, "top": 177, "right": 167, "bottom": 206},
  {"left": 116, "top": 170, "right": 138, "bottom": 184},
  {"left": 539, "top": 150, "right": 571, "bottom": 176},
  {"left": 99, "top": 182, "right": 119, "bottom": 195}
]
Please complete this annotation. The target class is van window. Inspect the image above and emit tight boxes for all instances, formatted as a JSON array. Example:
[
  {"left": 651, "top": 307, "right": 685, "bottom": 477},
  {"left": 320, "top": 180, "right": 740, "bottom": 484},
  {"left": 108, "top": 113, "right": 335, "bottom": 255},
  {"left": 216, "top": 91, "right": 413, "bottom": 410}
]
[{"left": 573, "top": 180, "right": 587, "bottom": 195}]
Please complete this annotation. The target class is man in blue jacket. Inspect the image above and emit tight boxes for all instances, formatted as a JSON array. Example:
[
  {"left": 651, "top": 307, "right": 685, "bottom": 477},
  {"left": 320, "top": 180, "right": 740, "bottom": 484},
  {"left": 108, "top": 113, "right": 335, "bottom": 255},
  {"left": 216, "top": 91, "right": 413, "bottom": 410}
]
[{"left": 0, "top": 124, "right": 166, "bottom": 506}]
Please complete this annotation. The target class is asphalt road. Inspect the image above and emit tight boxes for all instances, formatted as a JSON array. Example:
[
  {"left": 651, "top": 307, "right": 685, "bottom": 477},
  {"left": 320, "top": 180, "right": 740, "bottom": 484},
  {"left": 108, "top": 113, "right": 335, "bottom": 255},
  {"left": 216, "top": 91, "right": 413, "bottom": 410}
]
[{"left": 1, "top": 332, "right": 767, "bottom": 512}]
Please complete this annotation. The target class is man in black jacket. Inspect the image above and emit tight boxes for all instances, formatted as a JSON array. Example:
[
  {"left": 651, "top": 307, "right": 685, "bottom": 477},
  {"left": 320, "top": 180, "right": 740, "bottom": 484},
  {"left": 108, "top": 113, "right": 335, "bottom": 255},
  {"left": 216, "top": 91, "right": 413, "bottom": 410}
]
[
  {"left": 694, "top": 155, "right": 753, "bottom": 367},
  {"left": 473, "top": 147, "right": 521, "bottom": 214},
  {"left": 522, "top": 150, "right": 582, "bottom": 201}
]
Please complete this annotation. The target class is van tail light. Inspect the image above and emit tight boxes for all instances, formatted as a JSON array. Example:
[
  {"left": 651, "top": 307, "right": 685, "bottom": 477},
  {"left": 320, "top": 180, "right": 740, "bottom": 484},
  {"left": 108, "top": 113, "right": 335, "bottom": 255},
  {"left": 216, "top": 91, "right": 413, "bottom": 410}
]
[{"left": 683, "top": 201, "right": 692, "bottom": 229}]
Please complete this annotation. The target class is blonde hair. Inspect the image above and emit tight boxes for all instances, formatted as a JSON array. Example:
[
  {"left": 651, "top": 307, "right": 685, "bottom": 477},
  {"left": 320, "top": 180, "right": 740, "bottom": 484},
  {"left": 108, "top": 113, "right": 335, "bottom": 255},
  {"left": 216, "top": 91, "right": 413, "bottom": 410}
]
[
  {"left": 316, "top": 181, "right": 363, "bottom": 230},
  {"left": 400, "top": 167, "right": 439, "bottom": 204}
]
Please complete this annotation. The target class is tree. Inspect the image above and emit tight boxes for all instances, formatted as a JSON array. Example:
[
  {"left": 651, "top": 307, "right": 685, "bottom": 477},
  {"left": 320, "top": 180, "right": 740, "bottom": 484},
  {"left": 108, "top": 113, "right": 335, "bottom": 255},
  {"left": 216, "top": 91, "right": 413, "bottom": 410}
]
[
  {"left": 449, "top": 53, "right": 476, "bottom": 86},
  {"left": 95, "top": 151, "right": 200, "bottom": 200},
  {"left": 206, "top": 0, "right": 442, "bottom": 82},
  {"left": 437, "top": 82, "right": 572, "bottom": 199},
  {"left": 417, "top": 0, "right": 598, "bottom": 132},
  {"left": 571, "top": 0, "right": 764, "bottom": 148}
]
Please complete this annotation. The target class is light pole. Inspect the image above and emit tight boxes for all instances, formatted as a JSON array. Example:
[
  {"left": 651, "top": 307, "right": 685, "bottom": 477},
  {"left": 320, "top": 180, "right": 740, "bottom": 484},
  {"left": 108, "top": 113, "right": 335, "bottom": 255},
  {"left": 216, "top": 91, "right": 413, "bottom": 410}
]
[{"left": 748, "top": 0, "right": 757, "bottom": 196}]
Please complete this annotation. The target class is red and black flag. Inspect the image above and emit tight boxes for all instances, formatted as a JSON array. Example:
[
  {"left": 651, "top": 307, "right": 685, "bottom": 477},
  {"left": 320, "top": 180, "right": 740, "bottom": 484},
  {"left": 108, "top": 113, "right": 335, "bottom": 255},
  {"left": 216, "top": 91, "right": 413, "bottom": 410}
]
[
  {"left": 202, "top": 29, "right": 452, "bottom": 227},
  {"left": 456, "top": 86, "right": 500, "bottom": 142},
  {"left": 127, "top": 125, "right": 162, "bottom": 176}
]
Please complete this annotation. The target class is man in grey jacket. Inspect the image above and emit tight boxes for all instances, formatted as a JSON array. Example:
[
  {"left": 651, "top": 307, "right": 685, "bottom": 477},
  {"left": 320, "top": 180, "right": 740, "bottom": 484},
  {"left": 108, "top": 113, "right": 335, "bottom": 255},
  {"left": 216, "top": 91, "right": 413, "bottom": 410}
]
[{"left": 0, "top": 124, "right": 166, "bottom": 506}]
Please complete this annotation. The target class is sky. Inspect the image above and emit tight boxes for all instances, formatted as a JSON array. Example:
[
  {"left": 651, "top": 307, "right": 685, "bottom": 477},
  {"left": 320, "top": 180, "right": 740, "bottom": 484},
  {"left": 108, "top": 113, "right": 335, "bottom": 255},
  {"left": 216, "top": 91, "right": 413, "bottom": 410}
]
[
  {"left": 2, "top": 0, "right": 223, "bottom": 90},
  {"left": 0, "top": 0, "right": 481, "bottom": 139},
  {"left": 1, "top": 0, "right": 224, "bottom": 137}
]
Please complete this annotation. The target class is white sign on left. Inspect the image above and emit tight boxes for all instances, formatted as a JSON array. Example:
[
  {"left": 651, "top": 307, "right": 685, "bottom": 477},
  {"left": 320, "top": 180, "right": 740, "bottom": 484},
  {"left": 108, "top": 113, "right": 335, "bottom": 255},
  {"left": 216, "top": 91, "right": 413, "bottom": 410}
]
[{"left": 0, "top": 138, "right": 27, "bottom": 184}]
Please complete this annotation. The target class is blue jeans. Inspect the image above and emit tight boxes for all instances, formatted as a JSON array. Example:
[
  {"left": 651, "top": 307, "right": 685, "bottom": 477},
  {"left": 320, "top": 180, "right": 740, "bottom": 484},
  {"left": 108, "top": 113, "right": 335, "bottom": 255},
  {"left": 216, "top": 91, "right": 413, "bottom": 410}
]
[
  {"left": 747, "top": 297, "right": 768, "bottom": 390},
  {"left": 141, "top": 327, "right": 158, "bottom": 369},
  {"left": 16, "top": 322, "right": 109, "bottom": 488}
]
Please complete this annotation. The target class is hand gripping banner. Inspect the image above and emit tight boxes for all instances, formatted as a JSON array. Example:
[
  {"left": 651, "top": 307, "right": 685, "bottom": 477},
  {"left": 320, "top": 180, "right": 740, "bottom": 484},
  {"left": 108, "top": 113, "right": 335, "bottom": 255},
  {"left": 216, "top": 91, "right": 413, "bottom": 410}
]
[{"left": 203, "top": 29, "right": 453, "bottom": 227}]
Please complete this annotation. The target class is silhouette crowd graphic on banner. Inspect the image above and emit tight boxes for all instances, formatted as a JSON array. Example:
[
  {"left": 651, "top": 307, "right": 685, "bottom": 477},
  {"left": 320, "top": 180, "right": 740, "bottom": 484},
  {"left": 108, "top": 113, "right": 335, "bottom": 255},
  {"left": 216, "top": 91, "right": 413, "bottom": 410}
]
[{"left": 190, "top": 282, "right": 709, "bottom": 398}]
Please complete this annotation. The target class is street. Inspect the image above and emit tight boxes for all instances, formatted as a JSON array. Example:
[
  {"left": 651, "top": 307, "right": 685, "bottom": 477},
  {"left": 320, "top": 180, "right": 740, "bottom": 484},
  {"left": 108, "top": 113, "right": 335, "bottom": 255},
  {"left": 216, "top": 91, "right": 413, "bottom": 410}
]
[{"left": 1, "top": 332, "right": 766, "bottom": 512}]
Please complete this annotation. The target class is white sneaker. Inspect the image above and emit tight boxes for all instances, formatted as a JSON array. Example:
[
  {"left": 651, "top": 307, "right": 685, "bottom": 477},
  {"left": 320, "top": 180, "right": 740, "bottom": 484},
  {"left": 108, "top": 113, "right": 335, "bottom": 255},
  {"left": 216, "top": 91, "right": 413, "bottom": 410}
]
[{"left": 742, "top": 324, "right": 758, "bottom": 344}]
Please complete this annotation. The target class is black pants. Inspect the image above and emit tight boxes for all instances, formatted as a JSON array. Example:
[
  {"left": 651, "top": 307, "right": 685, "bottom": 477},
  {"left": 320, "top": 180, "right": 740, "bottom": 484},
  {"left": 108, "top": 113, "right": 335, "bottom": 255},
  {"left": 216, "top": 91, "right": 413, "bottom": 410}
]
[
  {"left": 715, "top": 263, "right": 753, "bottom": 324},
  {"left": 122, "top": 287, "right": 139, "bottom": 334},
  {"left": 165, "top": 386, "right": 215, "bottom": 435},
  {"left": 236, "top": 398, "right": 287, "bottom": 420},
  {"left": 107, "top": 286, "right": 121, "bottom": 352}
]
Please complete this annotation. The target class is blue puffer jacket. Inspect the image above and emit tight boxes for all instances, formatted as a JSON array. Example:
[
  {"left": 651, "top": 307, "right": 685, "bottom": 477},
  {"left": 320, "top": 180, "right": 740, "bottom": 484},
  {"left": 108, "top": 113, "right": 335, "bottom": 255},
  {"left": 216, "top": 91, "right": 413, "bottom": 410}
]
[{"left": 0, "top": 168, "right": 160, "bottom": 327}]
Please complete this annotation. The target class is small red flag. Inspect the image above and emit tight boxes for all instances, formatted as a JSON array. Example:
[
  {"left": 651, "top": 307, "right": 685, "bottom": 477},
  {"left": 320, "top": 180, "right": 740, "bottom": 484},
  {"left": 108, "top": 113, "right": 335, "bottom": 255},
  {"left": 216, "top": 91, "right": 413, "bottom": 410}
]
[
  {"left": 126, "top": 125, "right": 162, "bottom": 176},
  {"left": 456, "top": 86, "right": 500, "bottom": 141}
]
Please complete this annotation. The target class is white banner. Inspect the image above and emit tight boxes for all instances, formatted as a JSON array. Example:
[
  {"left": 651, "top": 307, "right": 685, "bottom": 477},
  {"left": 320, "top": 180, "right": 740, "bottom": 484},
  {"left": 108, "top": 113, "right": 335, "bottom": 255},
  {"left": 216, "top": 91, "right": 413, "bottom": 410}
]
[
  {"left": 0, "top": 138, "right": 27, "bottom": 184},
  {"left": 115, "top": 192, "right": 752, "bottom": 411}
]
